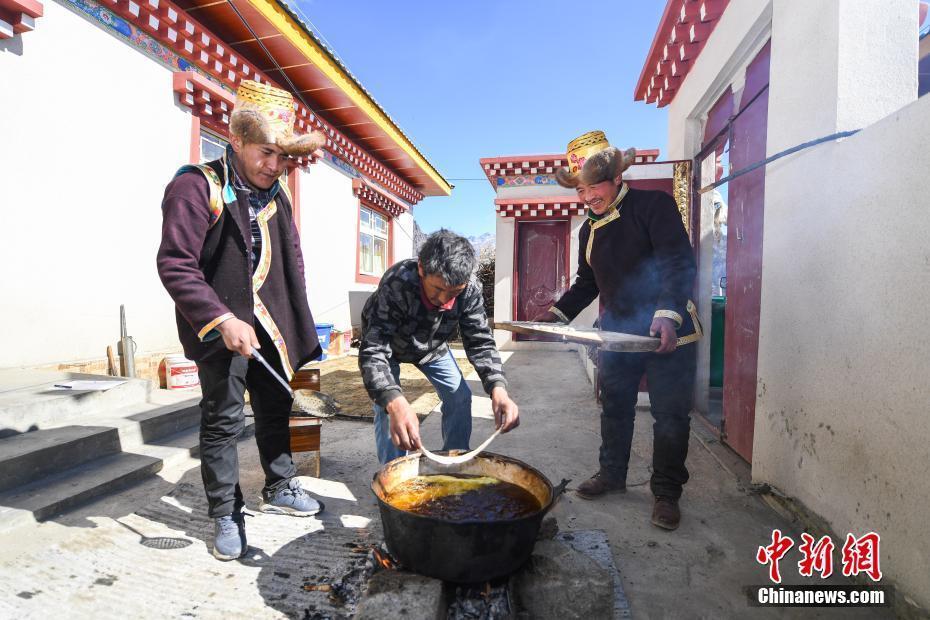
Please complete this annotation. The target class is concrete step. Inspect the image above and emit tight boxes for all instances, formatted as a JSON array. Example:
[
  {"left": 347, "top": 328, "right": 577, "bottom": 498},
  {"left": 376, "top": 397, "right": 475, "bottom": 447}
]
[
  {"left": 0, "top": 451, "right": 165, "bottom": 530},
  {"left": 0, "top": 396, "right": 201, "bottom": 494},
  {"left": 0, "top": 425, "right": 123, "bottom": 493},
  {"left": 87, "top": 396, "right": 202, "bottom": 452},
  {"left": 0, "top": 419, "right": 256, "bottom": 533},
  {"left": 0, "top": 369, "right": 152, "bottom": 435}
]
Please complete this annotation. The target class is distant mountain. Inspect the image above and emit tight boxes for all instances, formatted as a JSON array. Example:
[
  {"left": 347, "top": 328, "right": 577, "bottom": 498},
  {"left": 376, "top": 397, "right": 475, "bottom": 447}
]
[
  {"left": 413, "top": 227, "right": 495, "bottom": 256},
  {"left": 412, "top": 220, "right": 428, "bottom": 254},
  {"left": 468, "top": 233, "right": 495, "bottom": 254}
]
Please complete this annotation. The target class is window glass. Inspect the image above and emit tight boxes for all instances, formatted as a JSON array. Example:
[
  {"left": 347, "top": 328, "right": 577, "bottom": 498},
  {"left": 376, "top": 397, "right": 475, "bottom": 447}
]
[
  {"left": 360, "top": 233, "right": 374, "bottom": 274},
  {"left": 359, "top": 206, "right": 390, "bottom": 276},
  {"left": 200, "top": 131, "right": 228, "bottom": 162},
  {"left": 374, "top": 212, "right": 388, "bottom": 235},
  {"left": 373, "top": 237, "right": 387, "bottom": 275}
]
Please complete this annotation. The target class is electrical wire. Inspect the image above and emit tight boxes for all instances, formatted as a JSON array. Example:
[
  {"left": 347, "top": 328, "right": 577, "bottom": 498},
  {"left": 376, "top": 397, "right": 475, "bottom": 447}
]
[
  {"left": 699, "top": 129, "right": 860, "bottom": 194},
  {"left": 226, "top": 0, "right": 318, "bottom": 123}
]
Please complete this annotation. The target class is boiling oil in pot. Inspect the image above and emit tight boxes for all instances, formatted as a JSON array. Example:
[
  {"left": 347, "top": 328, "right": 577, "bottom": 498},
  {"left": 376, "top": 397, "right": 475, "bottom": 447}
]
[{"left": 385, "top": 474, "right": 540, "bottom": 521}]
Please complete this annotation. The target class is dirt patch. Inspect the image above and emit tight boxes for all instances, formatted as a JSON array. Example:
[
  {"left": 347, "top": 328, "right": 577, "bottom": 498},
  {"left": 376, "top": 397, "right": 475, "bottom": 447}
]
[{"left": 307, "top": 352, "right": 475, "bottom": 420}]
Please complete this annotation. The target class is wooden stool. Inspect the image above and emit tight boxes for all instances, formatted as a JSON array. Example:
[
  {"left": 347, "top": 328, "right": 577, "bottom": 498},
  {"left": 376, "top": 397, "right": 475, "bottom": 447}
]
[
  {"left": 289, "top": 416, "right": 322, "bottom": 477},
  {"left": 290, "top": 368, "right": 320, "bottom": 392},
  {"left": 289, "top": 368, "right": 322, "bottom": 477}
]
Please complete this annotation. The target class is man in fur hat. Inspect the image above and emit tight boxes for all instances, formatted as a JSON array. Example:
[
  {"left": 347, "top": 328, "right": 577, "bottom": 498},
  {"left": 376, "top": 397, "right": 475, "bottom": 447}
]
[
  {"left": 157, "top": 80, "right": 327, "bottom": 560},
  {"left": 537, "top": 131, "right": 701, "bottom": 531}
]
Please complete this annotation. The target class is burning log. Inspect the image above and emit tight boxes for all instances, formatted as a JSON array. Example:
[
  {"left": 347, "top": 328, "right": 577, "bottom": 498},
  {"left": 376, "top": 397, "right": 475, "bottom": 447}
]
[{"left": 371, "top": 545, "right": 397, "bottom": 570}]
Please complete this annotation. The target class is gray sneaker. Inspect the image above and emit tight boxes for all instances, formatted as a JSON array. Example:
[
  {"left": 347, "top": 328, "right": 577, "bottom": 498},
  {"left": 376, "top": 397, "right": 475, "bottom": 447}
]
[
  {"left": 259, "top": 478, "right": 325, "bottom": 517},
  {"left": 212, "top": 513, "right": 246, "bottom": 561}
]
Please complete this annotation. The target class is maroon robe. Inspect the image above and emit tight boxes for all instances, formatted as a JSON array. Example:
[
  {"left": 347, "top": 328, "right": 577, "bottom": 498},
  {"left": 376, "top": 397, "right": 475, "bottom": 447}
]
[{"left": 156, "top": 155, "right": 320, "bottom": 377}]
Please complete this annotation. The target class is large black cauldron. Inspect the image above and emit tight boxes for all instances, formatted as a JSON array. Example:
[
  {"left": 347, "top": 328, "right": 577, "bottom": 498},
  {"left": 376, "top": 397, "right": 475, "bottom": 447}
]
[{"left": 371, "top": 451, "right": 566, "bottom": 583}]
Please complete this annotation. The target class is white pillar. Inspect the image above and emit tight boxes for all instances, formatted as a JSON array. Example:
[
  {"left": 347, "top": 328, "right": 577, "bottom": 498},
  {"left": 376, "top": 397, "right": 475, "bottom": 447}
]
[
  {"left": 768, "top": 0, "right": 917, "bottom": 155},
  {"left": 493, "top": 216, "right": 515, "bottom": 348}
]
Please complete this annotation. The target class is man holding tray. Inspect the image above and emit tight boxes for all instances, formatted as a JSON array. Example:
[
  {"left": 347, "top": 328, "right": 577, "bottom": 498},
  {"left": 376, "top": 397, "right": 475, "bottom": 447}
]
[{"left": 536, "top": 131, "right": 701, "bottom": 531}]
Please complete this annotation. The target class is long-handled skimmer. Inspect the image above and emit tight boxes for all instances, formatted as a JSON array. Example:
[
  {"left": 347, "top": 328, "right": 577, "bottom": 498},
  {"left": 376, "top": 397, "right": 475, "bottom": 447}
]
[{"left": 251, "top": 347, "right": 317, "bottom": 414}]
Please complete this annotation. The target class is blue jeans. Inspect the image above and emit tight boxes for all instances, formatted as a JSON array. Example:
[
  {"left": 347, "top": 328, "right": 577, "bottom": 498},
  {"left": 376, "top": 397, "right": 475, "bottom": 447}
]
[{"left": 373, "top": 350, "right": 472, "bottom": 464}]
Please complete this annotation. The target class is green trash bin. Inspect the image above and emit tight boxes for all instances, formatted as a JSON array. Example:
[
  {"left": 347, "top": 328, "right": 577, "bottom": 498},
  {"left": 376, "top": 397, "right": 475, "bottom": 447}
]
[{"left": 710, "top": 296, "right": 726, "bottom": 388}]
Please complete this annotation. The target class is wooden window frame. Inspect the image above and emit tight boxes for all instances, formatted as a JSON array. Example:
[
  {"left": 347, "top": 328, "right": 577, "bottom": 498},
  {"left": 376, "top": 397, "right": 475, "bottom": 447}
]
[{"left": 355, "top": 202, "right": 393, "bottom": 285}]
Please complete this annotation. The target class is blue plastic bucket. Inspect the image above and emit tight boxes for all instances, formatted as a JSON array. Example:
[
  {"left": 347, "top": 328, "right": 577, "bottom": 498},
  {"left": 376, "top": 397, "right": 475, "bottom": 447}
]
[{"left": 315, "top": 323, "right": 334, "bottom": 360}]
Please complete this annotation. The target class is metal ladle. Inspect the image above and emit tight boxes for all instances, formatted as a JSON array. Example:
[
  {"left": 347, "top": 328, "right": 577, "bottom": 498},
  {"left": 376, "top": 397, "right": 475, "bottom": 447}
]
[{"left": 116, "top": 519, "right": 192, "bottom": 550}]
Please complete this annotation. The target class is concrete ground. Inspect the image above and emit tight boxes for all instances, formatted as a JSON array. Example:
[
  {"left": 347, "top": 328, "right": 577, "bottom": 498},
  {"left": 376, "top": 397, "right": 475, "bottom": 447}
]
[{"left": 0, "top": 350, "right": 891, "bottom": 619}]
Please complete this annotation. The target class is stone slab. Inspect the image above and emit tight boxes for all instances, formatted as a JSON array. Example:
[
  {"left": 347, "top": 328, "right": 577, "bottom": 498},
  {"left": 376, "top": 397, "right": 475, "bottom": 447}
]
[
  {"left": 511, "top": 538, "right": 613, "bottom": 619},
  {"left": 557, "top": 529, "right": 632, "bottom": 619},
  {"left": 355, "top": 570, "right": 446, "bottom": 620}
]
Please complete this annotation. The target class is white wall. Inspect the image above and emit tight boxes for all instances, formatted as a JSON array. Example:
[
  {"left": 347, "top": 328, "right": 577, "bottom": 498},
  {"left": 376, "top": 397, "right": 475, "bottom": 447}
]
[
  {"left": 392, "top": 210, "right": 416, "bottom": 268},
  {"left": 0, "top": 0, "right": 190, "bottom": 367},
  {"left": 492, "top": 216, "right": 515, "bottom": 348},
  {"left": 755, "top": 93, "right": 930, "bottom": 611},
  {"left": 693, "top": 154, "right": 719, "bottom": 413},
  {"left": 767, "top": 0, "right": 917, "bottom": 154},
  {"left": 298, "top": 162, "right": 363, "bottom": 331},
  {"left": 298, "top": 161, "right": 416, "bottom": 332},
  {"left": 496, "top": 184, "right": 568, "bottom": 200},
  {"left": 754, "top": 0, "right": 924, "bottom": 604},
  {"left": 298, "top": 162, "right": 361, "bottom": 331}
]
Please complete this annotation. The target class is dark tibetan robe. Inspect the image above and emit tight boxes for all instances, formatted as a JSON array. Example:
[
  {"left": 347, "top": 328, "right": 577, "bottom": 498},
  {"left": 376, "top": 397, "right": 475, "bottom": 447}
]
[{"left": 552, "top": 185, "right": 702, "bottom": 343}]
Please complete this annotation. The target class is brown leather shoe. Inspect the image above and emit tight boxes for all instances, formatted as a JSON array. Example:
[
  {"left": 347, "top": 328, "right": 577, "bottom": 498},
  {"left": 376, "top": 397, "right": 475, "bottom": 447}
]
[
  {"left": 651, "top": 496, "right": 681, "bottom": 530},
  {"left": 575, "top": 471, "right": 626, "bottom": 500}
]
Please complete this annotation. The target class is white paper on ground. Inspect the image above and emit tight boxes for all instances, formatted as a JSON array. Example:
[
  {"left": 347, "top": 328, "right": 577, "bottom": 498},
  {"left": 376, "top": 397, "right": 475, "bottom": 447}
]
[{"left": 51, "top": 380, "right": 128, "bottom": 391}]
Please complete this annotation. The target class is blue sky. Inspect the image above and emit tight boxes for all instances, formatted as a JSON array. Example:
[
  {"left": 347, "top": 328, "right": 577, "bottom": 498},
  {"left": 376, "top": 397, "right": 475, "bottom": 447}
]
[{"left": 293, "top": 1, "right": 671, "bottom": 237}]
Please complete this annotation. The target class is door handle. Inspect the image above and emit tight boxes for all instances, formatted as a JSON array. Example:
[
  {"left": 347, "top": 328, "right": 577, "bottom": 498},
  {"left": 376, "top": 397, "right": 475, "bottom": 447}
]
[{"left": 736, "top": 226, "right": 743, "bottom": 241}]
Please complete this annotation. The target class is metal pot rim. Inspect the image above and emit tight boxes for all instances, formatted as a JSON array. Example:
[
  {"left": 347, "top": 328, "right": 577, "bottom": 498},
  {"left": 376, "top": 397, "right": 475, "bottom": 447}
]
[{"left": 370, "top": 450, "right": 557, "bottom": 526}]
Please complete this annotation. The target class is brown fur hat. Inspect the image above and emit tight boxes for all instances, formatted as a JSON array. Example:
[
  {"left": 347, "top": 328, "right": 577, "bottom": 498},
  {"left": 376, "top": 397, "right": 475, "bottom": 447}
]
[
  {"left": 229, "top": 80, "right": 327, "bottom": 157},
  {"left": 229, "top": 108, "right": 326, "bottom": 157},
  {"left": 555, "top": 146, "right": 636, "bottom": 188}
]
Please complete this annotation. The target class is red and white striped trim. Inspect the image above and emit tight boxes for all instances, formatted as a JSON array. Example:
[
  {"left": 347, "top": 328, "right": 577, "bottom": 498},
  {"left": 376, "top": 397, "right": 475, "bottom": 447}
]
[
  {"left": 0, "top": 0, "right": 42, "bottom": 39},
  {"left": 634, "top": 0, "right": 729, "bottom": 108},
  {"left": 353, "top": 177, "right": 408, "bottom": 218},
  {"left": 494, "top": 196, "right": 586, "bottom": 219},
  {"left": 479, "top": 151, "right": 660, "bottom": 187},
  {"left": 173, "top": 71, "right": 234, "bottom": 129},
  {"left": 481, "top": 155, "right": 566, "bottom": 179}
]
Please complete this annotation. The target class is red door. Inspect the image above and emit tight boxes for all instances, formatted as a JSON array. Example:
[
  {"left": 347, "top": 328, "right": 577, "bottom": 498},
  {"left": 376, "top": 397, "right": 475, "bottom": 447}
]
[
  {"left": 515, "top": 221, "right": 568, "bottom": 338},
  {"left": 721, "top": 43, "right": 770, "bottom": 461}
]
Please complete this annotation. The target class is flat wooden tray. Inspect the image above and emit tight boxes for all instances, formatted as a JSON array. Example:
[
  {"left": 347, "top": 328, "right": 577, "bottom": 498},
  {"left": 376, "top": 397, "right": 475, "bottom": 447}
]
[{"left": 494, "top": 321, "right": 659, "bottom": 352}]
